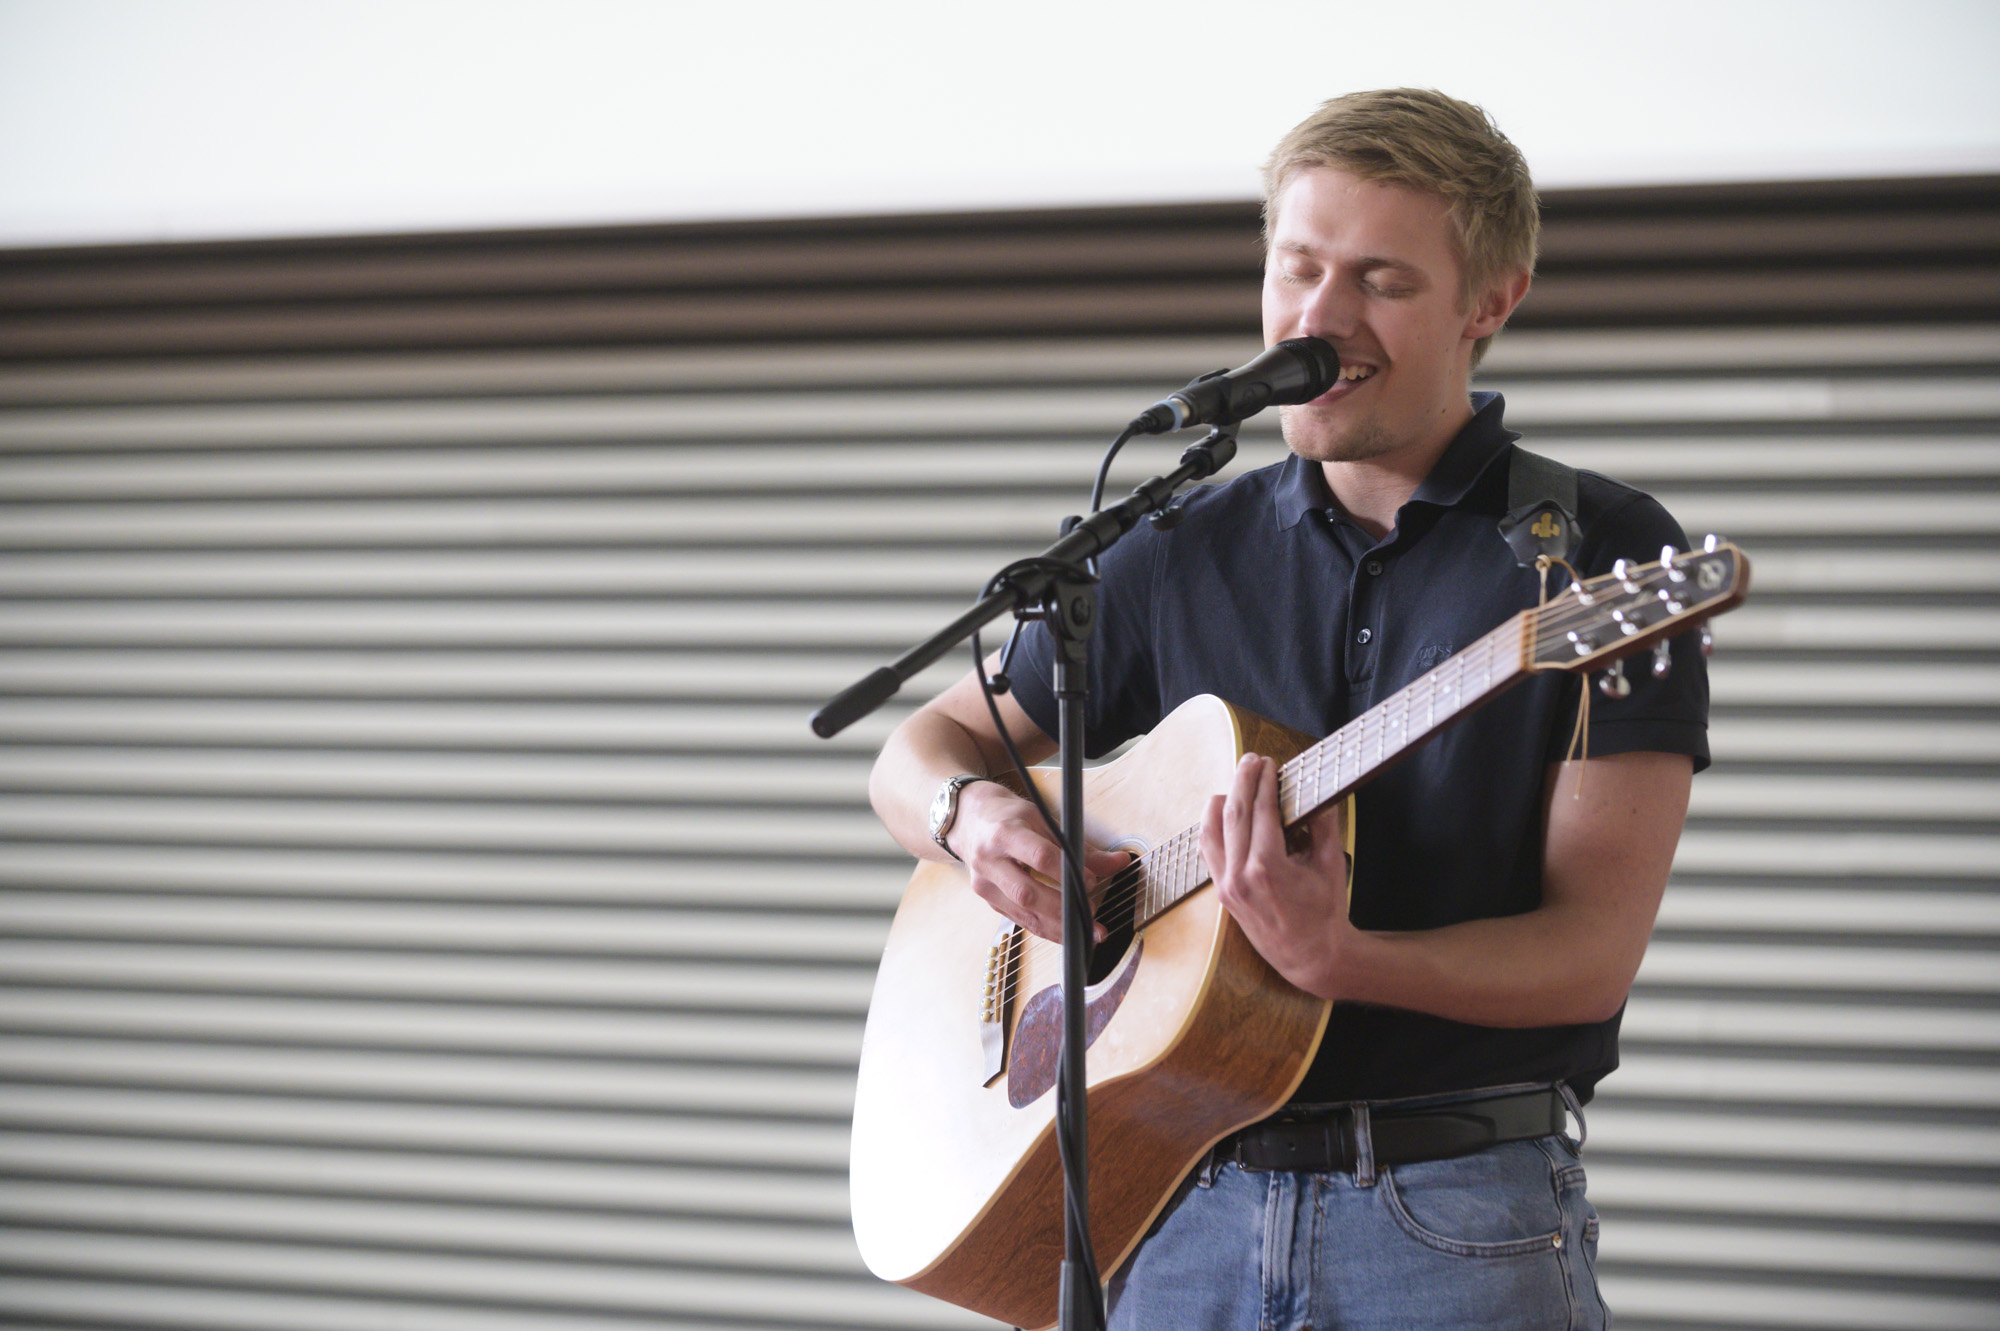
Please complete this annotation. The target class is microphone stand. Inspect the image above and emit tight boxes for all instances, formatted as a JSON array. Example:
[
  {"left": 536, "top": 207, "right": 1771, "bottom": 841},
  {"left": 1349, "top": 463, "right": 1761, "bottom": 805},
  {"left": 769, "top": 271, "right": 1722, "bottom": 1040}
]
[{"left": 813, "top": 424, "right": 1240, "bottom": 1331}]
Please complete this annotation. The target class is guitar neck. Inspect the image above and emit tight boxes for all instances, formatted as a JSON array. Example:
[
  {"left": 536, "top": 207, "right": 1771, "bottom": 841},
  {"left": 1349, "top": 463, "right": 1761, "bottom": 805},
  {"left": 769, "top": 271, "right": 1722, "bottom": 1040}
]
[
  {"left": 1277, "top": 613, "right": 1532, "bottom": 826},
  {"left": 1129, "top": 612, "right": 1532, "bottom": 930}
]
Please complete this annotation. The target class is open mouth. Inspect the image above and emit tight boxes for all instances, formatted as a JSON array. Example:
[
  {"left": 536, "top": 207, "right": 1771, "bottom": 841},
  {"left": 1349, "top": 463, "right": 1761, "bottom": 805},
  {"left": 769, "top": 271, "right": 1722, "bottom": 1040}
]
[{"left": 1311, "top": 362, "right": 1377, "bottom": 403}]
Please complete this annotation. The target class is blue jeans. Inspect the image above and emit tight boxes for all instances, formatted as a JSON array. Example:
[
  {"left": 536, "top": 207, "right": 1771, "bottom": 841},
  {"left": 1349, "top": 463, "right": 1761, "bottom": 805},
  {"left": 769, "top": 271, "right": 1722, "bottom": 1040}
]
[{"left": 1106, "top": 1132, "right": 1607, "bottom": 1330}]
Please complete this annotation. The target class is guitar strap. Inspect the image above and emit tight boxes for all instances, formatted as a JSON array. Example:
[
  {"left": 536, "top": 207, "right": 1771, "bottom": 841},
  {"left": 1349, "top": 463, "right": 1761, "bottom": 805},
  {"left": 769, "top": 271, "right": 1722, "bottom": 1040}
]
[{"left": 1497, "top": 444, "right": 1581, "bottom": 570}]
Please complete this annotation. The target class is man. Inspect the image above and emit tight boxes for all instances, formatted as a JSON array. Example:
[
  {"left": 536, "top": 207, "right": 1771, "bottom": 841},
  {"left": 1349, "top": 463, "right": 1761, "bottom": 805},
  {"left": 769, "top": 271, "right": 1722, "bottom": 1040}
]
[{"left": 869, "top": 89, "right": 1706, "bottom": 1329}]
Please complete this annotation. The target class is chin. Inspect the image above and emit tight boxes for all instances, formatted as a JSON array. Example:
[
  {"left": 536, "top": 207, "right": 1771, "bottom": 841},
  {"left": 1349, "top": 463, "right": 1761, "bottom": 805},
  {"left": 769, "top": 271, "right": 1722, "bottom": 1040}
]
[{"left": 1279, "top": 408, "right": 1402, "bottom": 464}]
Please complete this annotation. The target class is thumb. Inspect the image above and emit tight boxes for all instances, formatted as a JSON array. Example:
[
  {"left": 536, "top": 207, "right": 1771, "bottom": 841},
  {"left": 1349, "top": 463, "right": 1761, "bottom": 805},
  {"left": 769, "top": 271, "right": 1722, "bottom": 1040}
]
[{"left": 1085, "top": 847, "right": 1133, "bottom": 879}]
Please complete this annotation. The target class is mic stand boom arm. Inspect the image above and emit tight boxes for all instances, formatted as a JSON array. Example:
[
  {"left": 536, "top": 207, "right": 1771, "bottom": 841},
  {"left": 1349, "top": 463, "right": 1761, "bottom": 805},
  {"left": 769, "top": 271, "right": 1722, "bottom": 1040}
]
[
  {"left": 812, "top": 424, "right": 1238, "bottom": 1331},
  {"left": 810, "top": 425, "right": 1237, "bottom": 741}
]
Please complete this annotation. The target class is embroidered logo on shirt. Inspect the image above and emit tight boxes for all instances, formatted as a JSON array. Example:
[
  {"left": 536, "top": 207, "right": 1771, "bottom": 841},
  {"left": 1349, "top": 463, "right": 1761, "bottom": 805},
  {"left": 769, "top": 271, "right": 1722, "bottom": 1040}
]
[{"left": 1415, "top": 644, "right": 1456, "bottom": 669}]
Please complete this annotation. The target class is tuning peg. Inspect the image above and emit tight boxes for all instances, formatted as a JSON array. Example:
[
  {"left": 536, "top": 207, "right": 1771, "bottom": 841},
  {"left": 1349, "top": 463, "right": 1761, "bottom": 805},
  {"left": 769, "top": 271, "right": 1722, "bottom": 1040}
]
[
  {"left": 1598, "top": 659, "right": 1632, "bottom": 698},
  {"left": 1652, "top": 639, "right": 1672, "bottom": 678},
  {"left": 1612, "top": 558, "right": 1642, "bottom": 594},
  {"left": 1662, "top": 545, "right": 1688, "bottom": 582},
  {"left": 1700, "top": 626, "right": 1714, "bottom": 656},
  {"left": 1703, "top": 533, "right": 1721, "bottom": 553}
]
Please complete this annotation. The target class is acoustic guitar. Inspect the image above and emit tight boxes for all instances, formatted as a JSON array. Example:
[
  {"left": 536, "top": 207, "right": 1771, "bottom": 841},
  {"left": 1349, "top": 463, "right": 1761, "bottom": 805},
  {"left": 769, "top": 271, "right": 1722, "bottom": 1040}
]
[{"left": 851, "top": 541, "right": 1750, "bottom": 1330}]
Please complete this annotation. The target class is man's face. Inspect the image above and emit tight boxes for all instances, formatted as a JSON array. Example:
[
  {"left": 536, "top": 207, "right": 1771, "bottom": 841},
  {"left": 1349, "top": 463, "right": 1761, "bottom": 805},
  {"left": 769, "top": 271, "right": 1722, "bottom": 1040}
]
[{"left": 1261, "top": 167, "right": 1485, "bottom": 465}]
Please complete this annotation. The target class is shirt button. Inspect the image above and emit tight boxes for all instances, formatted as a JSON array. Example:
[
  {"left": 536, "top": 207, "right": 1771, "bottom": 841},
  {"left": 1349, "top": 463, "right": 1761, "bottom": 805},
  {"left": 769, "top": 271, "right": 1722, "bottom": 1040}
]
[
  {"left": 1356, "top": 628, "right": 1373, "bottom": 644},
  {"left": 1365, "top": 560, "right": 1384, "bottom": 576}
]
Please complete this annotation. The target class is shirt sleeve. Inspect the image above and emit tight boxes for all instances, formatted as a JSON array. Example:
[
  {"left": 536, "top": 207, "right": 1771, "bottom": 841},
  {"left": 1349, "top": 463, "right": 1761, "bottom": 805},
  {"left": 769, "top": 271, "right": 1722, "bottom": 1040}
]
[
  {"left": 1003, "top": 518, "right": 1166, "bottom": 759},
  {"left": 1545, "top": 484, "right": 1713, "bottom": 772}
]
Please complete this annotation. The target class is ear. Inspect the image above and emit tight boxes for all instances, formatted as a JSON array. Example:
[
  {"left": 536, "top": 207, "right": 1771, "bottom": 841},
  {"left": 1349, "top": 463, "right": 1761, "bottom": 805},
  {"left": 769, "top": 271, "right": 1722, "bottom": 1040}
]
[{"left": 1464, "top": 268, "right": 1533, "bottom": 340}]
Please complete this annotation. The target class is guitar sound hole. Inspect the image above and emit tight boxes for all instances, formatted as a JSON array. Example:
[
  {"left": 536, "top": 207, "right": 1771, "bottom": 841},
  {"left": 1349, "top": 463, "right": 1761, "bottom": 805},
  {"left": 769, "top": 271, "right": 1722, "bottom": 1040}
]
[{"left": 1087, "top": 871, "right": 1138, "bottom": 987}]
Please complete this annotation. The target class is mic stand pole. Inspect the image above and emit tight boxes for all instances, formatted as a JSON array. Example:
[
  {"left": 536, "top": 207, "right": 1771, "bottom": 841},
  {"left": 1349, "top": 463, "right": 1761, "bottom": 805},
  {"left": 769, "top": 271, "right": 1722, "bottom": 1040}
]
[{"left": 813, "top": 425, "right": 1239, "bottom": 1331}]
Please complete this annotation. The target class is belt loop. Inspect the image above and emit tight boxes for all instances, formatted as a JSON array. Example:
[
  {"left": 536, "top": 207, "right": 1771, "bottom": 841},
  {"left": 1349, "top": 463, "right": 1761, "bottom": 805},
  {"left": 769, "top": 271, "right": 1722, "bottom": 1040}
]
[
  {"left": 1557, "top": 1082, "right": 1587, "bottom": 1150},
  {"left": 1197, "top": 1144, "right": 1222, "bottom": 1188},
  {"left": 1352, "top": 1104, "right": 1376, "bottom": 1188}
]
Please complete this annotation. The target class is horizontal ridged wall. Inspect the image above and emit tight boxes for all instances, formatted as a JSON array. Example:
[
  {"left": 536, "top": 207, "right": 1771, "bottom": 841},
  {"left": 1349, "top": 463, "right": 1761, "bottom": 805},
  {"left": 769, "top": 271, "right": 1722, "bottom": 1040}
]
[{"left": 0, "top": 178, "right": 1996, "bottom": 1330}]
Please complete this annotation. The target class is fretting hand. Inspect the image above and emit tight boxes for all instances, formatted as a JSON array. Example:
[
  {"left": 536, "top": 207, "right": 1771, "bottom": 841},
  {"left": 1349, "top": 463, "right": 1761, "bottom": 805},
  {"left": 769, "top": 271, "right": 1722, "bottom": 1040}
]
[{"left": 1200, "top": 753, "right": 1351, "bottom": 995}]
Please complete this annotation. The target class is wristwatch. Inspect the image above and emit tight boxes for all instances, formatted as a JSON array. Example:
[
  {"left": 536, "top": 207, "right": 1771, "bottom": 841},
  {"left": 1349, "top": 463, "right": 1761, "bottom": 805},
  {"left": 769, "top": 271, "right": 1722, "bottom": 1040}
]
[{"left": 928, "top": 774, "right": 990, "bottom": 860}]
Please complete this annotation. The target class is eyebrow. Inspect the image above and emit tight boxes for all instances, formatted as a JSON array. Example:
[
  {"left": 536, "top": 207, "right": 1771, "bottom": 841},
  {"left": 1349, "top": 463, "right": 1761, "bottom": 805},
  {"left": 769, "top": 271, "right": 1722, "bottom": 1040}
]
[{"left": 1271, "top": 242, "right": 1426, "bottom": 275}]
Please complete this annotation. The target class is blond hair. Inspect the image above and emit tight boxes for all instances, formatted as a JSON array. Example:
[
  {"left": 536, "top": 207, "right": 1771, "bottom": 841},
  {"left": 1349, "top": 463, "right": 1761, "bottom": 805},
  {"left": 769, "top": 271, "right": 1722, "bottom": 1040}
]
[{"left": 1262, "top": 89, "right": 1538, "bottom": 366}]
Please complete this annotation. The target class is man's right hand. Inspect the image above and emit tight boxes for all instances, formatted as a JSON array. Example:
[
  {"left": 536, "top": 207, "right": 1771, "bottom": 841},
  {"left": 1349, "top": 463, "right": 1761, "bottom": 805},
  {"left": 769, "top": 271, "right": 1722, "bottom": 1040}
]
[{"left": 947, "top": 781, "right": 1128, "bottom": 943}]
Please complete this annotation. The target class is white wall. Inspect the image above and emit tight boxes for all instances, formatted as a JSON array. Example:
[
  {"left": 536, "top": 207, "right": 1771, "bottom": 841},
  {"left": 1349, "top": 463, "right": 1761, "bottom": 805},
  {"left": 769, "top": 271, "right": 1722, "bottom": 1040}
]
[{"left": 2, "top": 0, "right": 1998, "bottom": 247}]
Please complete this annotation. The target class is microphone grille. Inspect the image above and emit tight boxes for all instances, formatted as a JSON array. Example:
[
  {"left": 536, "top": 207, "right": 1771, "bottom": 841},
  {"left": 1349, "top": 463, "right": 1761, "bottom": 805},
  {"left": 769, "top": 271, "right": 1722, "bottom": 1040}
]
[{"left": 1282, "top": 336, "right": 1341, "bottom": 399}]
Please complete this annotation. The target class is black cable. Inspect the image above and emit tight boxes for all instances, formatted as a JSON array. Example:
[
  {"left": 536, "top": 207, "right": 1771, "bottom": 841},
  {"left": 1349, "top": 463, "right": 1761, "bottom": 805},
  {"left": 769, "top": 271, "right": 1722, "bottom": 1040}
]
[{"left": 1088, "top": 424, "right": 1141, "bottom": 515}]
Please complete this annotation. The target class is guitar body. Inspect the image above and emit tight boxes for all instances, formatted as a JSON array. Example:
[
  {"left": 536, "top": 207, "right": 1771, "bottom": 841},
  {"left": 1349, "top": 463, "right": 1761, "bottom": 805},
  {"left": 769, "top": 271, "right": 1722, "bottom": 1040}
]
[{"left": 850, "top": 694, "right": 1333, "bottom": 1331}]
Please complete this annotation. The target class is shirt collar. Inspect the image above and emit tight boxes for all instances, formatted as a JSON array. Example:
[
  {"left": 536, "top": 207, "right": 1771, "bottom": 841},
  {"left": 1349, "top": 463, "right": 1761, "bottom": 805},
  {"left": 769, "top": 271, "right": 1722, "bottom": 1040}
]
[{"left": 1272, "top": 391, "right": 1519, "bottom": 531}]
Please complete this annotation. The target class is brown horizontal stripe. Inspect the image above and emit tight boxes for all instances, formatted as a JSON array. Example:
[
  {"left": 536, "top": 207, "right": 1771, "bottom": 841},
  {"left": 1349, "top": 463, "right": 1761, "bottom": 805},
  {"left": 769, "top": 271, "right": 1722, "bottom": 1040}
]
[
  {"left": 0, "top": 281, "right": 1264, "bottom": 358},
  {"left": 0, "top": 229, "right": 1268, "bottom": 313},
  {"left": 1515, "top": 266, "right": 2000, "bottom": 324},
  {"left": 1540, "top": 211, "right": 2000, "bottom": 266}
]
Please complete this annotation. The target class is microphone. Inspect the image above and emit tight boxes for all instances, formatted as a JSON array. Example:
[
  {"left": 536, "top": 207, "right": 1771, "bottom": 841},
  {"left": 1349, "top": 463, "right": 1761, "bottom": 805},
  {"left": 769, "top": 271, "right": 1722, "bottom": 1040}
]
[{"left": 1129, "top": 336, "right": 1339, "bottom": 435}]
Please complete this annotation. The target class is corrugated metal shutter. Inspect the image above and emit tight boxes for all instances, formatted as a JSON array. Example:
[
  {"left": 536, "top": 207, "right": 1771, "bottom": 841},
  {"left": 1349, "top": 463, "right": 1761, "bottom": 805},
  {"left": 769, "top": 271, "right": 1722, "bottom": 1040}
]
[{"left": 0, "top": 178, "right": 1995, "bottom": 1331}]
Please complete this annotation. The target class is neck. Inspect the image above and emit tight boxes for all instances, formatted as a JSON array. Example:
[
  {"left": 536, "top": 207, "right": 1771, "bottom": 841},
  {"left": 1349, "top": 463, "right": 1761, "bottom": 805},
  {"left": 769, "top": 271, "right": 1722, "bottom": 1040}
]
[{"left": 1319, "top": 394, "right": 1474, "bottom": 540}]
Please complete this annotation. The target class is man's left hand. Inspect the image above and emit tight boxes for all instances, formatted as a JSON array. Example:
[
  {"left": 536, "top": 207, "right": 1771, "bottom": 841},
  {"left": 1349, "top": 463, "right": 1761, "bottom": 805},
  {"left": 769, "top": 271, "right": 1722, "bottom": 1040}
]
[{"left": 1200, "top": 753, "right": 1350, "bottom": 995}]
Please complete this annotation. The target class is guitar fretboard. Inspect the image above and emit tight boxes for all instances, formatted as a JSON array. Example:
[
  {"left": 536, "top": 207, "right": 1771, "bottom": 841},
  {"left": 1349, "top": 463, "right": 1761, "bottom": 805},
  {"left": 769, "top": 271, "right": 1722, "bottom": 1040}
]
[{"left": 1128, "top": 613, "right": 1531, "bottom": 930}]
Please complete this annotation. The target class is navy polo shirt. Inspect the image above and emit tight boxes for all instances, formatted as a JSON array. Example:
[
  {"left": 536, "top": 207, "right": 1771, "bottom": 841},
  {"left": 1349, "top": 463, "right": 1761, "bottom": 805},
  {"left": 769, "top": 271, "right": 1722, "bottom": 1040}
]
[{"left": 1008, "top": 393, "right": 1709, "bottom": 1104}]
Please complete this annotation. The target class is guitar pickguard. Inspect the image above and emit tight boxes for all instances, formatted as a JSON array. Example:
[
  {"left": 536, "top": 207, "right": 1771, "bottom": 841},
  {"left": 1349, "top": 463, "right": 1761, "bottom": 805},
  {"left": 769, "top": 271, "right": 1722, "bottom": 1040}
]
[{"left": 1005, "top": 940, "right": 1144, "bottom": 1108}]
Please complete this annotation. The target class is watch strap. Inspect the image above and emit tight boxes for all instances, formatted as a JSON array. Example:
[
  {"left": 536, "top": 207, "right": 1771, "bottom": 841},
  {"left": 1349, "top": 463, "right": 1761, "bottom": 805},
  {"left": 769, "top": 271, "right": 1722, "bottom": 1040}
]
[{"left": 930, "top": 773, "right": 990, "bottom": 860}]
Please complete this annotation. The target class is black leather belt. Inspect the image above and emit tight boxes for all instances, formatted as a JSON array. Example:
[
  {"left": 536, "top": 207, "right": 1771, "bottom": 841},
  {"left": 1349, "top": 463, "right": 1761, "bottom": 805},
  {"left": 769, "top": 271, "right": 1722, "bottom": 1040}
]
[{"left": 1218, "top": 1087, "right": 1567, "bottom": 1173}]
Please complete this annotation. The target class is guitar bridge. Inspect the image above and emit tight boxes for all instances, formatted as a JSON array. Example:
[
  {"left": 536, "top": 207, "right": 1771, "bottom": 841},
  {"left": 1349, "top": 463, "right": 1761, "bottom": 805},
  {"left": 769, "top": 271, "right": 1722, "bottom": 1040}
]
[{"left": 979, "top": 920, "right": 1022, "bottom": 1086}]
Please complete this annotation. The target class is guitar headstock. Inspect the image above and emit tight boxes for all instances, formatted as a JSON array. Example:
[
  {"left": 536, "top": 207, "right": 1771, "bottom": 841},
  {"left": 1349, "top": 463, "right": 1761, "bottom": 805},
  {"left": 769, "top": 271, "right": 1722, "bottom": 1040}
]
[{"left": 1532, "top": 537, "right": 1751, "bottom": 678}]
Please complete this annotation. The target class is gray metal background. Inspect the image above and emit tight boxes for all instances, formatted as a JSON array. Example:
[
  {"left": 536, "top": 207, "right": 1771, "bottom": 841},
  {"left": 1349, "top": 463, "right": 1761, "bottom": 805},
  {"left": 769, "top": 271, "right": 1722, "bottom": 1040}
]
[{"left": 1, "top": 179, "right": 1996, "bottom": 1330}]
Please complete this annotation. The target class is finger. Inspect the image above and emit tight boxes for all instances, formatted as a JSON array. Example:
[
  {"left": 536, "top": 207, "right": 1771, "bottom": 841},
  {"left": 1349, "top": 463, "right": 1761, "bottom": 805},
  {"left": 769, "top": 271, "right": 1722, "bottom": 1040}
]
[
  {"left": 1222, "top": 755, "right": 1263, "bottom": 882},
  {"left": 999, "top": 880, "right": 1064, "bottom": 941},
  {"left": 1306, "top": 803, "right": 1347, "bottom": 874},
  {"left": 1199, "top": 793, "right": 1227, "bottom": 883},
  {"left": 995, "top": 823, "right": 1064, "bottom": 887},
  {"left": 1249, "top": 756, "right": 1290, "bottom": 864}
]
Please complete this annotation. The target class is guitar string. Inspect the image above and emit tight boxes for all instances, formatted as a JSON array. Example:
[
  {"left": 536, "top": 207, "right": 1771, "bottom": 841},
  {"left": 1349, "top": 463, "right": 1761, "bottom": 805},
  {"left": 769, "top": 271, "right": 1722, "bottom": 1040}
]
[{"left": 985, "top": 557, "right": 1721, "bottom": 996}]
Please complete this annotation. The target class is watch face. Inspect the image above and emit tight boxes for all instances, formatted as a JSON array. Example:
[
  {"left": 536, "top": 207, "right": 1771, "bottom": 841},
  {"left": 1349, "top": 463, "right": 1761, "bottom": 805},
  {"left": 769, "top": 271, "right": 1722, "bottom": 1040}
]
[{"left": 929, "top": 781, "right": 958, "bottom": 839}]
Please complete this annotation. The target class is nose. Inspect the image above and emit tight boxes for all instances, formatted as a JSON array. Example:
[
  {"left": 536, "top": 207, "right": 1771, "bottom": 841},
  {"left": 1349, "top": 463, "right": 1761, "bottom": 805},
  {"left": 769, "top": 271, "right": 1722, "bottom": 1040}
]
[{"left": 1297, "top": 275, "right": 1362, "bottom": 343}]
